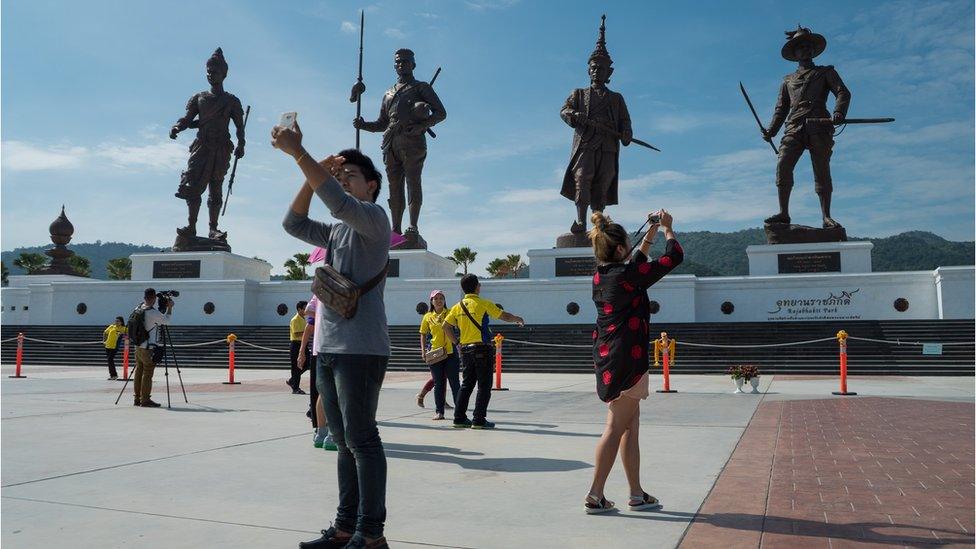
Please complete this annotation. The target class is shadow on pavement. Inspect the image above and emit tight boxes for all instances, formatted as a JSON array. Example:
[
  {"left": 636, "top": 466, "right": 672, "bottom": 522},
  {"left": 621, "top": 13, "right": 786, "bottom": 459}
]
[
  {"left": 380, "top": 420, "right": 598, "bottom": 439},
  {"left": 385, "top": 442, "right": 592, "bottom": 473},
  {"left": 597, "top": 510, "right": 972, "bottom": 546}
]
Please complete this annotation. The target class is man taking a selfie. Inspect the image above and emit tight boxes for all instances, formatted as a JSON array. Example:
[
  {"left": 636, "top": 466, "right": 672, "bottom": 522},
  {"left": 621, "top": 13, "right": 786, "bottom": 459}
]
[{"left": 275, "top": 120, "right": 391, "bottom": 549}]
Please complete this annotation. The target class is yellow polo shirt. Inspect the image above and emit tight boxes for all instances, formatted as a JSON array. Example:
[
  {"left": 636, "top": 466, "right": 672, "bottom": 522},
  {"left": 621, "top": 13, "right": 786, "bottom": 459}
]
[
  {"left": 103, "top": 324, "right": 127, "bottom": 349},
  {"left": 444, "top": 293, "right": 502, "bottom": 345},
  {"left": 289, "top": 313, "right": 307, "bottom": 342},
  {"left": 420, "top": 310, "right": 454, "bottom": 354}
]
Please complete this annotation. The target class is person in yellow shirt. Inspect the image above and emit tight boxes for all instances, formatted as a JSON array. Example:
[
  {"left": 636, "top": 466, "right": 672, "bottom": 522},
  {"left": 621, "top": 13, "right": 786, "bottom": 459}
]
[
  {"left": 419, "top": 289, "right": 460, "bottom": 420},
  {"left": 443, "top": 274, "right": 525, "bottom": 429},
  {"left": 288, "top": 301, "right": 309, "bottom": 394},
  {"left": 102, "top": 316, "right": 127, "bottom": 380}
]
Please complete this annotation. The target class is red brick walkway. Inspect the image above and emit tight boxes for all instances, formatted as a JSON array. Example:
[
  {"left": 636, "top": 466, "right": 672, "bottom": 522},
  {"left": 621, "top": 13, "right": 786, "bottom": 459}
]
[{"left": 680, "top": 397, "right": 974, "bottom": 548}]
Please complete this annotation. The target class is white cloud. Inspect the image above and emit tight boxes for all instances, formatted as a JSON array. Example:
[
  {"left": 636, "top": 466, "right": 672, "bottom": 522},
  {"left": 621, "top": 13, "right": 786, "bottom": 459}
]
[
  {"left": 465, "top": 0, "right": 520, "bottom": 11},
  {"left": 621, "top": 170, "right": 693, "bottom": 187},
  {"left": 384, "top": 28, "right": 407, "bottom": 39},
  {"left": 340, "top": 21, "right": 357, "bottom": 34},
  {"left": 2, "top": 141, "right": 88, "bottom": 171},
  {"left": 491, "top": 187, "right": 560, "bottom": 205},
  {"left": 2, "top": 138, "right": 191, "bottom": 173},
  {"left": 416, "top": 12, "right": 439, "bottom": 19},
  {"left": 95, "top": 140, "right": 188, "bottom": 170}
]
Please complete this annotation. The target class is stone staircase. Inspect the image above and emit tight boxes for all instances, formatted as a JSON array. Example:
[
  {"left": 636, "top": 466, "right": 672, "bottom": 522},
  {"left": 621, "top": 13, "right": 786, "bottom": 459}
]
[{"left": 1, "top": 320, "right": 972, "bottom": 375}]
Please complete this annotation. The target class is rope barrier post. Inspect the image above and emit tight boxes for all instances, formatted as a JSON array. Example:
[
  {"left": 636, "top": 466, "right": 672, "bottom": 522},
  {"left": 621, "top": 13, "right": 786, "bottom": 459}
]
[
  {"left": 122, "top": 335, "right": 130, "bottom": 380},
  {"left": 223, "top": 334, "right": 241, "bottom": 385},
  {"left": 492, "top": 333, "right": 508, "bottom": 391},
  {"left": 831, "top": 330, "right": 856, "bottom": 396},
  {"left": 655, "top": 332, "right": 677, "bottom": 393},
  {"left": 9, "top": 332, "right": 27, "bottom": 378}
]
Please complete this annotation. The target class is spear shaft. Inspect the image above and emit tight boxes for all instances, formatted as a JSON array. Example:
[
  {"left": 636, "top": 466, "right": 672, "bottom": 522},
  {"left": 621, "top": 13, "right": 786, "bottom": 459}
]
[
  {"left": 221, "top": 104, "right": 249, "bottom": 217},
  {"left": 355, "top": 11, "right": 364, "bottom": 149}
]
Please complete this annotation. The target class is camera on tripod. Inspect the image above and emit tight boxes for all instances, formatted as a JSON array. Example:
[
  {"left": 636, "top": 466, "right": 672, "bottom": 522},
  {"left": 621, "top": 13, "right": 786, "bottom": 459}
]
[{"left": 157, "top": 290, "right": 179, "bottom": 309}]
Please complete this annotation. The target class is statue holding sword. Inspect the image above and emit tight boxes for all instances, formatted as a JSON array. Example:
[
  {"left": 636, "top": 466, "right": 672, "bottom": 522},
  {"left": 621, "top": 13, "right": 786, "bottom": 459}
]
[
  {"left": 740, "top": 26, "right": 893, "bottom": 239},
  {"left": 558, "top": 15, "right": 659, "bottom": 247}
]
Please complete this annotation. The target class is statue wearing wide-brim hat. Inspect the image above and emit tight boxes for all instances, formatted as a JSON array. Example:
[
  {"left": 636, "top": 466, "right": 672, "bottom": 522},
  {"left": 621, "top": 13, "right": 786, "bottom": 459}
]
[
  {"left": 758, "top": 25, "right": 851, "bottom": 237},
  {"left": 780, "top": 26, "right": 827, "bottom": 61}
]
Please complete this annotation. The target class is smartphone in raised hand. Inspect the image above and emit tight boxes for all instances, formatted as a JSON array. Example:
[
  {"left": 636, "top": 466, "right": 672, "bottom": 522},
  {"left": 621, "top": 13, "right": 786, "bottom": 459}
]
[{"left": 278, "top": 112, "right": 297, "bottom": 130}]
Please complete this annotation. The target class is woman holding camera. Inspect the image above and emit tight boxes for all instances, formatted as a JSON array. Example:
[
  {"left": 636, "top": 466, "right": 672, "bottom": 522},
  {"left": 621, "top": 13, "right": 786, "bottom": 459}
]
[
  {"left": 584, "top": 209, "right": 683, "bottom": 514},
  {"left": 419, "top": 290, "right": 461, "bottom": 420}
]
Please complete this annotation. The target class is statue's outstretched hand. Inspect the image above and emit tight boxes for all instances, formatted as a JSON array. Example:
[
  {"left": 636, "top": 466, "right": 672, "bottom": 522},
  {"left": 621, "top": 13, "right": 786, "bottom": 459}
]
[
  {"left": 353, "top": 117, "right": 366, "bottom": 130},
  {"left": 169, "top": 127, "right": 179, "bottom": 140},
  {"left": 234, "top": 143, "right": 245, "bottom": 159}
]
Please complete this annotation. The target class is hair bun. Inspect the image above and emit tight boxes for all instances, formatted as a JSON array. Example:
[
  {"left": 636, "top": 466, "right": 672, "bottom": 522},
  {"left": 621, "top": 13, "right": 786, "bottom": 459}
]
[{"left": 590, "top": 211, "right": 612, "bottom": 231}]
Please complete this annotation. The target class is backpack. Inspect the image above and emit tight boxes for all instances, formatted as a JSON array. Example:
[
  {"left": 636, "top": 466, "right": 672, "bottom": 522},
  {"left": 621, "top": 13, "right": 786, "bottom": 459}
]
[{"left": 127, "top": 306, "right": 149, "bottom": 346}]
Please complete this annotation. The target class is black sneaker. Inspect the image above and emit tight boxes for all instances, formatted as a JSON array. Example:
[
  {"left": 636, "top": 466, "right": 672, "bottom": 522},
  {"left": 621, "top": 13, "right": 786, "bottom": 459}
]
[
  {"left": 140, "top": 399, "right": 162, "bottom": 408},
  {"left": 293, "top": 388, "right": 307, "bottom": 395},
  {"left": 298, "top": 526, "right": 352, "bottom": 549},
  {"left": 472, "top": 421, "right": 496, "bottom": 430},
  {"left": 452, "top": 419, "right": 472, "bottom": 429}
]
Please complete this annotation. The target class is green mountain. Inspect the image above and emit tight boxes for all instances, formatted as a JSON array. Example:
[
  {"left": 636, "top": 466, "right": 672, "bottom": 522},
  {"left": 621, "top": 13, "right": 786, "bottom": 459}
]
[
  {"left": 643, "top": 228, "right": 972, "bottom": 276},
  {"left": 1, "top": 230, "right": 972, "bottom": 279},
  {"left": 2, "top": 241, "right": 163, "bottom": 279}
]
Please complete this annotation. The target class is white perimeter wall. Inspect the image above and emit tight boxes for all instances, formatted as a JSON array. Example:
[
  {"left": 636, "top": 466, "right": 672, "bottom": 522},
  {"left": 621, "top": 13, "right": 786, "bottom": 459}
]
[{"left": 2, "top": 267, "right": 972, "bottom": 326}]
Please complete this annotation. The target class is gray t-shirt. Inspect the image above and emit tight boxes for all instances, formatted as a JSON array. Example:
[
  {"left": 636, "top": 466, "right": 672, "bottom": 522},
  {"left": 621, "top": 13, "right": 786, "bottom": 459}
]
[{"left": 282, "top": 176, "right": 391, "bottom": 357}]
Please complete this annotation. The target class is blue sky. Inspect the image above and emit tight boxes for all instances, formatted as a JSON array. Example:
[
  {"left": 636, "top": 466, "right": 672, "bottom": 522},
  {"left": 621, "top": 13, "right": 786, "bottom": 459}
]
[{"left": 2, "top": 0, "right": 973, "bottom": 275}]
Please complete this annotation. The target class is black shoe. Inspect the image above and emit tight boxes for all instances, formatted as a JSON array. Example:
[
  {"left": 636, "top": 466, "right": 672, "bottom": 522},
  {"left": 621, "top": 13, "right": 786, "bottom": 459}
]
[
  {"left": 452, "top": 419, "right": 472, "bottom": 429},
  {"left": 472, "top": 420, "right": 496, "bottom": 430},
  {"left": 133, "top": 400, "right": 140, "bottom": 407},
  {"left": 140, "top": 399, "right": 162, "bottom": 408},
  {"left": 293, "top": 388, "right": 307, "bottom": 395},
  {"left": 298, "top": 526, "right": 352, "bottom": 549},
  {"left": 342, "top": 535, "right": 389, "bottom": 549}
]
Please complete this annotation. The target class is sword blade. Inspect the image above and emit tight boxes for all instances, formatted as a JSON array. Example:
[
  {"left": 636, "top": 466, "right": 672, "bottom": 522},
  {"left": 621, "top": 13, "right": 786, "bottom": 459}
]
[
  {"left": 631, "top": 138, "right": 661, "bottom": 152},
  {"left": 806, "top": 117, "right": 895, "bottom": 124},
  {"left": 740, "top": 81, "right": 779, "bottom": 155}
]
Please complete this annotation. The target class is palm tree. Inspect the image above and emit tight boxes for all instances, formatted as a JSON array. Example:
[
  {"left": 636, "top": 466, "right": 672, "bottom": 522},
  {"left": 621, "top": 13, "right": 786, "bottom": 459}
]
[
  {"left": 450, "top": 247, "right": 477, "bottom": 275},
  {"left": 13, "top": 252, "right": 47, "bottom": 274},
  {"left": 283, "top": 252, "right": 312, "bottom": 280},
  {"left": 68, "top": 255, "right": 91, "bottom": 277},
  {"left": 485, "top": 257, "right": 508, "bottom": 278},
  {"left": 505, "top": 254, "right": 526, "bottom": 278},
  {"left": 486, "top": 254, "right": 526, "bottom": 279},
  {"left": 106, "top": 257, "right": 132, "bottom": 280}
]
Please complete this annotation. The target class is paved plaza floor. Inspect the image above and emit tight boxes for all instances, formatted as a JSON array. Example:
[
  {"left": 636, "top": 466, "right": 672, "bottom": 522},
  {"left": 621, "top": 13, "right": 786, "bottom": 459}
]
[{"left": 1, "top": 365, "right": 972, "bottom": 548}]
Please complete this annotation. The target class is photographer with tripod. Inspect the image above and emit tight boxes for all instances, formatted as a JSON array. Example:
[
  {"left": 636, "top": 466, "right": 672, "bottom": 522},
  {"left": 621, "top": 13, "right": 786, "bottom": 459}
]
[{"left": 129, "top": 288, "right": 174, "bottom": 408}]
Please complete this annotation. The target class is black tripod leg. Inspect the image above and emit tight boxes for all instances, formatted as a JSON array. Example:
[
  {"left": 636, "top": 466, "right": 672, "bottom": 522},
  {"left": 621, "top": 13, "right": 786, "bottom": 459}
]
[
  {"left": 114, "top": 373, "right": 133, "bottom": 405},
  {"left": 168, "top": 333, "right": 189, "bottom": 404},
  {"left": 162, "top": 326, "right": 189, "bottom": 404}
]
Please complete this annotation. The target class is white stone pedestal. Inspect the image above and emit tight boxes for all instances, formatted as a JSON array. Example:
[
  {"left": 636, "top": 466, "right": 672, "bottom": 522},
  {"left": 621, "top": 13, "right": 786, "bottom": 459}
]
[
  {"left": 746, "top": 241, "right": 873, "bottom": 276},
  {"left": 527, "top": 247, "right": 597, "bottom": 278},
  {"left": 388, "top": 250, "right": 456, "bottom": 279},
  {"left": 130, "top": 251, "right": 272, "bottom": 281}
]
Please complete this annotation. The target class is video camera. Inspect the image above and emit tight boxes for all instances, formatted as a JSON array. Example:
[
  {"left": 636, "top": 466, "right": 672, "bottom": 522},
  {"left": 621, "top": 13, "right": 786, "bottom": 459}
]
[{"left": 157, "top": 290, "right": 180, "bottom": 309}]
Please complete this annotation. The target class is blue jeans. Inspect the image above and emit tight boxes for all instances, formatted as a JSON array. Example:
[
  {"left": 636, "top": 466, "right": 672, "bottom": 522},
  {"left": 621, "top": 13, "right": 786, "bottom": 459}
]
[
  {"left": 317, "top": 353, "right": 388, "bottom": 539},
  {"left": 429, "top": 352, "right": 460, "bottom": 414}
]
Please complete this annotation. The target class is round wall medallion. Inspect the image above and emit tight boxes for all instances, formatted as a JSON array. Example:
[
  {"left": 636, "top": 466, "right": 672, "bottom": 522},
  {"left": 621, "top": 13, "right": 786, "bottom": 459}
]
[
  {"left": 204, "top": 302, "right": 215, "bottom": 314},
  {"left": 276, "top": 303, "right": 288, "bottom": 316},
  {"left": 721, "top": 301, "right": 734, "bottom": 315},
  {"left": 566, "top": 302, "right": 580, "bottom": 315},
  {"left": 893, "top": 298, "right": 909, "bottom": 312}
]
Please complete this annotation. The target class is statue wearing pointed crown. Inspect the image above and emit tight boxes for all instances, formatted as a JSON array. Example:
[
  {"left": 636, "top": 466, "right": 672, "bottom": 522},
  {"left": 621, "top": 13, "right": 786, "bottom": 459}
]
[
  {"left": 558, "top": 15, "right": 633, "bottom": 247},
  {"left": 170, "top": 47, "right": 246, "bottom": 250}
]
